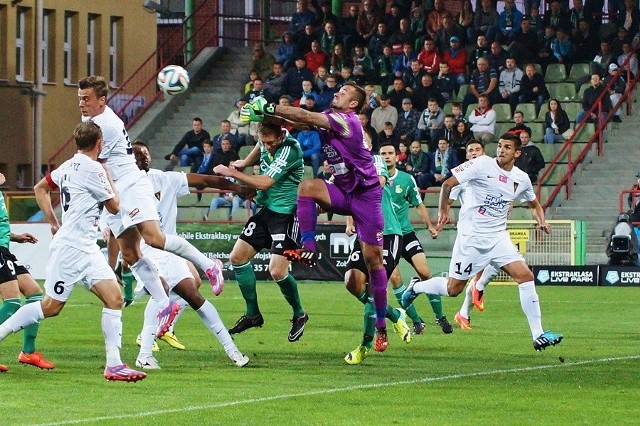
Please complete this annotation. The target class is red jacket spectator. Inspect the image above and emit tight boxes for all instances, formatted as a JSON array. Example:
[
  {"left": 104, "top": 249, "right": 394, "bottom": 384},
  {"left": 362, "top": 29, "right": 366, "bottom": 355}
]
[
  {"left": 442, "top": 48, "right": 467, "bottom": 75},
  {"left": 417, "top": 39, "right": 441, "bottom": 74},
  {"left": 304, "top": 41, "right": 330, "bottom": 74}
]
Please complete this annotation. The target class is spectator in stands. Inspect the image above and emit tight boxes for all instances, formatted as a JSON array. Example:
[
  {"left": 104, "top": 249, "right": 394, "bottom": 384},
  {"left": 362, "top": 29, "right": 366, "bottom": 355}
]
[
  {"left": 361, "top": 84, "right": 380, "bottom": 118},
  {"left": 244, "top": 77, "right": 265, "bottom": 103},
  {"left": 552, "top": 27, "right": 573, "bottom": 70},
  {"left": 575, "top": 40, "right": 615, "bottom": 92},
  {"left": 320, "top": 21, "right": 342, "bottom": 57},
  {"left": 316, "top": 74, "right": 339, "bottom": 111},
  {"left": 488, "top": 41, "right": 508, "bottom": 73},
  {"left": 456, "top": 0, "right": 475, "bottom": 44},
  {"left": 371, "top": 93, "right": 398, "bottom": 133},
  {"left": 437, "top": 113, "right": 457, "bottom": 145},
  {"left": 211, "top": 119, "right": 240, "bottom": 154},
  {"left": 244, "top": 70, "right": 259, "bottom": 94},
  {"left": 509, "top": 17, "right": 539, "bottom": 65},
  {"left": 536, "top": 25, "right": 556, "bottom": 73},
  {"left": 197, "top": 139, "right": 215, "bottom": 175},
  {"left": 297, "top": 128, "right": 322, "bottom": 175},
  {"left": 383, "top": 3, "right": 404, "bottom": 35},
  {"left": 442, "top": 36, "right": 468, "bottom": 88},
  {"left": 356, "top": 0, "right": 382, "bottom": 44},
  {"left": 352, "top": 44, "right": 375, "bottom": 85},
  {"left": 263, "top": 62, "right": 286, "bottom": 103},
  {"left": 414, "top": 74, "right": 445, "bottom": 112},
  {"left": 393, "top": 42, "right": 417, "bottom": 78},
  {"left": 508, "top": 110, "right": 533, "bottom": 138},
  {"left": 314, "top": 66, "right": 329, "bottom": 91},
  {"left": 417, "top": 38, "right": 441, "bottom": 75},
  {"left": 358, "top": 112, "right": 378, "bottom": 152},
  {"left": 611, "top": 26, "right": 631, "bottom": 57},
  {"left": 544, "top": 98, "right": 572, "bottom": 144},
  {"left": 339, "top": 65, "right": 356, "bottom": 85},
  {"left": 451, "top": 119, "right": 474, "bottom": 163},
  {"left": 515, "top": 130, "right": 545, "bottom": 183},
  {"left": 228, "top": 99, "right": 257, "bottom": 147},
  {"left": 205, "top": 184, "right": 243, "bottom": 222},
  {"left": 389, "top": 18, "right": 416, "bottom": 52},
  {"left": 376, "top": 45, "right": 396, "bottom": 93},
  {"left": 410, "top": 7, "right": 426, "bottom": 39},
  {"left": 463, "top": 57, "right": 499, "bottom": 114},
  {"left": 575, "top": 73, "right": 612, "bottom": 125},
  {"left": 329, "top": 43, "right": 348, "bottom": 75},
  {"left": 499, "top": 57, "right": 523, "bottom": 114},
  {"left": 165, "top": 117, "right": 210, "bottom": 171},
  {"left": 573, "top": 19, "right": 598, "bottom": 63},
  {"left": 282, "top": 56, "right": 314, "bottom": 100},
  {"left": 498, "top": 0, "right": 523, "bottom": 43},
  {"left": 435, "top": 15, "right": 465, "bottom": 54},
  {"left": 518, "top": 63, "right": 548, "bottom": 114},
  {"left": 304, "top": 41, "right": 329, "bottom": 74},
  {"left": 627, "top": 171, "right": 640, "bottom": 228},
  {"left": 604, "top": 63, "right": 626, "bottom": 122},
  {"left": 396, "top": 98, "right": 421, "bottom": 143},
  {"left": 451, "top": 102, "right": 466, "bottom": 124},
  {"left": 436, "top": 62, "right": 456, "bottom": 101},
  {"left": 396, "top": 141, "right": 409, "bottom": 172},
  {"left": 569, "top": 0, "right": 593, "bottom": 38},
  {"left": 406, "top": 140, "right": 430, "bottom": 186},
  {"left": 468, "top": 35, "right": 490, "bottom": 70},
  {"left": 528, "top": 4, "right": 544, "bottom": 37},
  {"left": 616, "top": 0, "right": 640, "bottom": 36},
  {"left": 474, "top": 0, "right": 499, "bottom": 42},
  {"left": 543, "top": 0, "right": 571, "bottom": 33},
  {"left": 297, "top": 80, "right": 319, "bottom": 107},
  {"left": 403, "top": 59, "right": 426, "bottom": 93},
  {"left": 250, "top": 43, "right": 275, "bottom": 81},
  {"left": 388, "top": 77, "right": 412, "bottom": 111},
  {"left": 302, "top": 96, "right": 321, "bottom": 113},
  {"left": 417, "top": 97, "right": 445, "bottom": 151},
  {"left": 297, "top": 24, "right": 317, "bottom": 55},
  {"left": 368, "top": 22, "right": 391, "bottom": 61},
  {"left": 341, "top": 5, "right": 360, "bottom": 54},
  {"left": 468, "top": 94, "right": 496, "bottom": 145},
  {"left": 289, "top": 0, "right": 316, "bottom": 38},
  {"left": 421, "top": 139, "right": 459, "bottom": 189},
  {"left": 618, "top": 41, "right": 638, "bottom": 78},
  {"left": 318, "top": 0, "right": 338, "bottom": 28},
  {"left": 277, "top": 32, "right": 297, "bottom": 71},
  {"left": 211, "top": 138, "right": 240, "bottom": 173},
  {"left": 426, "top": 0, "right": 450, "bottom": 39},
  {"left": 377, "top": 121, "right": 400, "bottom": 148}
]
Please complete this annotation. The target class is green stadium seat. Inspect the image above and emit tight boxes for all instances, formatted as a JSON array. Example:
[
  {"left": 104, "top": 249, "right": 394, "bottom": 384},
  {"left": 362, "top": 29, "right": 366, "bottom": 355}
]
[
  {"left": 177, "top": 207, "right": 205, "bottom": 221},
  {"left": 568, "top": 63, "right": 590, "bottom": 81},
  {"left": 494, "top": 122, "right": 511, "bottom": 138},
  {"left": 515, "top": 103, "right": 537, "bottom": 121},
  {"left": 532, "top": 63, "right": 542, "bottom": 75},
  {"left": 177, "top": 193, "right": 199, "bottom": 207},
  {"left": 238, "top": 145, "right": 254, "bottom": 159},
  {"left": 304, "top": 165, "right": 315, "bottom": 180},
  {"left": 422, "top": 191, "right": 440, "bottom": 208},
  {"left": 174, "top": 166, "right": 192, "bottom": 173},
  {"left": 443, "top": 103, "right": 453, "bottom": 114},
  {"left": 545, "top": 63, "right": 567, "bottom": 82},
  {"left": 493, "top": 103, "right": 512, "bottom": 122},
  {"left": 535, "top": 102, "right": 549, "bottom": 122},
  {"left": 549, "top": 82, "right": 576, "bottom": 101},
  {"left": 529, "top": 122, "right": 544, "bottom": 143},
  {"left": 193, "top": 192, "right": 216, "bottom": 207},
  {"left": 576, "top": 82, "right": 590, "bottom": 100},
  {"left": 574, "top": 122, "right": 596, "bottom": 142},
  {"left": 454, "top": 84, "right": 468, "bottom": 102},
  {"left": 537, "top": 143, "right": 555, "bottom": 160},
  {"left": 562, "top": 102, "right": 583, "bottom": 122}
]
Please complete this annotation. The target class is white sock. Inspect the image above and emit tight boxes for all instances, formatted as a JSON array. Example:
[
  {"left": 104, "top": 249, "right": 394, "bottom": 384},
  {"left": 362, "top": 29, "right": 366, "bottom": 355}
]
[
  {"left": 168, "top": 294, "right": 189, "bottom": 334},
  {"left": 164, "top": 234, "right": 214, "bottom": 271},
  {"left": 518, "top": 281, "right": 544, "bottom": 339},
  {"left": 196, "top": 301, "right": 238, "bottom": 356},
  {"left": 102, "top": 308, "right": 124, "bottom": 367},
  {"left": 130, "top": 256, "right": 170, "bottom": 309},
  {"left": 139, "top": 298, "right": 159, "bottom": 359},
  {"left": 476, "top": 265, "right": 499, "bottom": 291},
  {"left": 459, "top": 280, "right": 473, "bottom": 318},
  {"left": 0, "top": 302, "right": 45, "bottom": 339},
  {"left": 413, "top": 276, "right": 449, "bottom": 296}
]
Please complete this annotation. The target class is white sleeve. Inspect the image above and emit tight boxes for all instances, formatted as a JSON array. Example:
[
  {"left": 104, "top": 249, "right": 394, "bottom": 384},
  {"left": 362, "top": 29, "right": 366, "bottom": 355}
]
[
  {"left": 451, "top": 156, "right": 484, "bottom": 185},
  {"left": 167, "top": 172, "right": 190, "bottom": 198},
  {"left": 86, "top": 163, "right": 116, "bottom": 202},
  {"left": 450, "top": 184, "right": 463, "bottom": 201}
]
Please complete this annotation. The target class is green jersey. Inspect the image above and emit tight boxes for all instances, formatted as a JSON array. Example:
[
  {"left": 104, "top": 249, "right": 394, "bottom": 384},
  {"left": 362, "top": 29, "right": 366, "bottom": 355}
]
[
  {"left": 387, "top": 169, "right": 423, "bottom": 235},
  {"left": 0, "top": 192, "right": 10, "bottom": 248},
  {"left": 255, "top": 131, "right": 304, "bottom": 215},
  {"left": 373, "top": 155, "right": 402, "bottom": 236}
]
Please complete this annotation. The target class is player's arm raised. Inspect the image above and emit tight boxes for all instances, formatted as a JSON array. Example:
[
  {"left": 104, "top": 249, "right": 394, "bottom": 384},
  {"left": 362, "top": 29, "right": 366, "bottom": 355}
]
[
  {"left": 272, "top": 104, "right": 331, "bottom": 130},
  {"left": 528, "top": 198, "right": 552, "bottom": 234},
  {"left": 213, "top": 165, "right": 275, "bottom": 191},
  {"left": 186, "top": 173, "right": 256, "bottom": 199}
]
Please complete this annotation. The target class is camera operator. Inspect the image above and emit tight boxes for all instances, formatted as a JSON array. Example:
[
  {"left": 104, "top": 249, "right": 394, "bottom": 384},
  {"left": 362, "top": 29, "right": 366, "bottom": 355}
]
[{"left": 606, "top": 212, "right": 640, "bottom": 266}]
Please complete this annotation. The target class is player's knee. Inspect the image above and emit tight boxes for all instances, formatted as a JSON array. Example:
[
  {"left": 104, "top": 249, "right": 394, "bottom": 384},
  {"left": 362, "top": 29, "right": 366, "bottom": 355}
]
[
  {"left": 298, "top": 178, "right": 320, "bottom": 196},
  {"left": 447, "top": 279, "right": 465, "bottom": 297},
  {"left": 105, "top": 291, "right": 124, "bottom": 310},
  {"left": 41, "top": 298, "right": 64, "bottom": 318},
  {"left": 142, "top": 232, "right": 165, "bottom": 250}
]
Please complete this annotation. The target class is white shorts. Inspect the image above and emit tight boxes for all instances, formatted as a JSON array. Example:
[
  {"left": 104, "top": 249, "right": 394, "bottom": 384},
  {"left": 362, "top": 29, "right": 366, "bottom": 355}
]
[
  {"left": 45, "top": 244, "right": 117, "bottom": 302},
  {"left": 133, "top": 245, "right": 193, "bottom": 296},
  {"left": 105, "top": 171, "right": 160, "bottom": 237},
  {"left": 448, "top": 231, "right": 523, "bottom": 281}
]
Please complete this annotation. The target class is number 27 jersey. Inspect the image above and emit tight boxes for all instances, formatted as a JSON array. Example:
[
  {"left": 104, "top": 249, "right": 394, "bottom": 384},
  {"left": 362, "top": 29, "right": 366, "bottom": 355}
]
[{"left": 47, "top": 153, "right": 116, "bottom": 253}]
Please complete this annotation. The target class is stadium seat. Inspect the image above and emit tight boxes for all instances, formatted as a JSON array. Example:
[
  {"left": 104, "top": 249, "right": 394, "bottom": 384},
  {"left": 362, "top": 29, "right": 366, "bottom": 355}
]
[
  {"left": 494, "top": 122, "right": 511, "bottom": 138},
  {"left": 467, "top": 102, "right": 479, "bottom": 112},
  {"left": 177, "top": 207, "right": 204, "bottom": 221},
  {"left": 537, "top": 143, "right": 555, "bottom": 160},
  {"left": 576, "top": 82, "right": 590, "bottom": 100},
  {"left": 549, "top": 82, "right": 576, "bottom": 101},
  {"left": 532, "top": 63, "right": 542, "bottom": 75},
  {"left": 422, "top": 191, "right": 440, "bottom": 208},
  {"left": 373, "top": 85, "right": 382, "bottom": 95},
  {"left": 545, "top": 63, "right": 567, "bottom": 82},
  {"left": 443, "top": 103, "right": 453, "bottom": 114},
  {"left": 174, "top": 166, "right": 192, "bottom": 173},
  {"left": 510, "top": 207, "right": 533, "bottom": 220},
  {"left": 493, "top": 103, "right": 512, "bottom": 122},
  {"left": 568, "top": 63, "right": 590, "bottom": 81},
  {"left": 543, "top": 163, "right": 569, "bottom": 186},
  {"left": 238, "top": 145, "right": 254, "bottom": 159},
  {"left": 574, "top": 122, "right": 596, "bottom": 142},
  {"left": 535, "top": 103, "right": 549, "bottom": 122},
  {"left": 194, "top": 192, "right": 216, "bottom": 207},
  {"left": 562, "top": 102, "right": 583, "bottom": 122},
  {"left": 178, "top": 193, "right": 199, "bottom": 207},
  {"left": 454, "top": 84, "right": 468, "bottom": 102},
  {"left": 529, "top": 122, "right": 544, "bottom": 143},
  {"left": 304, "top": 165, "right": 315, "bottom": 180},
  {"left": 516, "top": 103, "right": 537, "bottom": 121}
]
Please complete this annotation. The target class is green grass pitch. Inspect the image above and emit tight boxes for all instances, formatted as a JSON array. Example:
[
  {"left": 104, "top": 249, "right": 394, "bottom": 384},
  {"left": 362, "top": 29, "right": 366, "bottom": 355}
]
[{"left": 0, "top": 282, "right": 639, "bottom": 425}]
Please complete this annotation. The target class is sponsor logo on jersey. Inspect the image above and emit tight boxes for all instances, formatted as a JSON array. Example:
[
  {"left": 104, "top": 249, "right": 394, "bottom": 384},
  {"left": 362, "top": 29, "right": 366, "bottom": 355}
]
[
  {"left": 395, "top": 185, "right": 403, "bottom": 193},
  {"left": 129, "top": 208, "right": 140, "bottom": 218},
  {"left": 478, "top": 206, "right": 486, "bottom": 215},
  {"left": 499, "top": 175, "right": 507, "bottom": 183},
  {"left": 376, "top": 231, "right": 383, "bottom": 241}
]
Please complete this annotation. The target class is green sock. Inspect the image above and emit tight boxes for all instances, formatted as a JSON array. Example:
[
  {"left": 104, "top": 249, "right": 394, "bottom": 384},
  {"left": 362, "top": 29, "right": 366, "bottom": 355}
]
[
  {"left": 0, "top": 298, "right": 21, "bottom": 324},
  {"left": 276, "top": 274, "right": 304, "bottom": 317},
  {"left": 394, "top": 284, "right": 423, "bottom": 324},
  {"left": 386, "top": 305, "right": 401, "bottom": 322},
  {"left": 233, "top": 262, "right": 260, "bottom": 316},
  {"left": 356, "top": 289, "right": 368, "bottom": 304},
  {"left": 428, "top": 294, "right": 445, "bottom": 319},
  {"left": 22, "top": 293, "right": 43, "bottom": 354},
  {"left": 121, "top": 270, "right": 135, "bottom": 301},
  {"left": 362, "top": 300, "right": 375, "bottom": 349}
]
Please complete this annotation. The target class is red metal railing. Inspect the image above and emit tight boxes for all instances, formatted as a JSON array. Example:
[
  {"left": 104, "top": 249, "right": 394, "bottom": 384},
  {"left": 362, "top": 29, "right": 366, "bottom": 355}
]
[{"left": 536, "top": 52, "right": 639, "bottom": 209}]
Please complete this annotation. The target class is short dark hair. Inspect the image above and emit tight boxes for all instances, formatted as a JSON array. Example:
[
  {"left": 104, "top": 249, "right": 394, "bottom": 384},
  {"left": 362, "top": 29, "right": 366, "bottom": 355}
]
[
  {"left": 74, "top": 122, "right": 103, "bottom": 151},
  {"left": 258, "top": 119, "right": 284, "bottom": 137},
  {"left": 379, "top": 142, "right": 398, "bottom": 153},
  {"left": 465, "top": 138, "right": 484, "bottom": 150},
  {"left": 500, "top": 133, "right": 522, "bottom": 150},
  {"left": 344, "top": 81, "right": 366, "bottom": 111},
  {"left": 78, "top": 75, "right": 108, "bottom": 99},
  {"left": 132, "top": 139, "right": 149, "bottom": 150},
  {"left": 202, "top": 139, "right": 213, "bottom": 146},
  {"left": 193, "top": 117, "right": 203, "bottom": 123}
]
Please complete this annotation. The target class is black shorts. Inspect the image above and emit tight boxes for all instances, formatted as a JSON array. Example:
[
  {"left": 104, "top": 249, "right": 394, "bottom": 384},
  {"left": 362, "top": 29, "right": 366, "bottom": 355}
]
[
  {"left": 0, "top": 246, "right": 30, "bottom": 285},
  {"left": 401, "top": 231, "right": 424, "bottom": 264},
  {"left": 239, "top": 207, "right": 300, "bottom": 255},
  {"left": 346, "top": 234, "right": 401, "bottom": 280}
]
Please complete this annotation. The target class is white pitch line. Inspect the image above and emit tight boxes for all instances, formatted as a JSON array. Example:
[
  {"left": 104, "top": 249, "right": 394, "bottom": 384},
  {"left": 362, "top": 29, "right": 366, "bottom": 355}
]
[{"left": 34, "top": 355, "right": 640, "bottom": 426}]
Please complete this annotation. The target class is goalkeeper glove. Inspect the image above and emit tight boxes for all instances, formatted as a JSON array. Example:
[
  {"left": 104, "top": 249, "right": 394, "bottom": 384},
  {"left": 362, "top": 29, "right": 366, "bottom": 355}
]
[
  {"left": 240, "top": 104, "right": 264, "bottom": 123},
  {"left": 251, "top": 96, "right": 276, "bottom": 115}
]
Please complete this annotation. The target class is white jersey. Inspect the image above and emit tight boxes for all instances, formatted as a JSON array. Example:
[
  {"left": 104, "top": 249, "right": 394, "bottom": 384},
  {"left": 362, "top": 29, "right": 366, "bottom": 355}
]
[
  {"left": 145, "top": 169, "right": 189, "bottom": 235},
  {"left": 49, "top": 153, "right": 115, "bottom": 252},
  {"left": 91, "top": 106, "right": 138, "bottom": 181},
  {"left": 451, "top": 155, "right": 535, "bottom": 235},
  {"left": 449, "top": 181, "right": 474, "bottom": 235}
]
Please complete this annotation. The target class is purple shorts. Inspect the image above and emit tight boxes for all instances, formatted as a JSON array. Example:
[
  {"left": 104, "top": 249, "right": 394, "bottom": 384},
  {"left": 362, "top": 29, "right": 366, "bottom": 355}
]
[{"left": 325, "top": 181, "right": 384, "bottom": 247}]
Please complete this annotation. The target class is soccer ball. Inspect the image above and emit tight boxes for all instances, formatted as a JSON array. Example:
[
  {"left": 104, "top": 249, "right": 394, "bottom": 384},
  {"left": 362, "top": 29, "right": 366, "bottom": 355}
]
[{"left": 157, "top": 65, "right": 190, "bottom": 95}]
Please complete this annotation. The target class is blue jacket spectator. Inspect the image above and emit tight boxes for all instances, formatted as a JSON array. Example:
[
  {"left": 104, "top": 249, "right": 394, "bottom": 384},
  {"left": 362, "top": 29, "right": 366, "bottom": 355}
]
[
  {"left": 419, "top": 139, "right": 459, "bottom": 189},
  {"left": 282, "top": 57, "right": 314, "bottom": 100},
  {"left": 296, "top": 129, "right": 322, "bottom": 175},
  {"left": 393, "top": 44, "right": 417, "bottom": 77},
  {"left": 498, "top": 1, "right": 523, "bottom": 41},
  {"left": 552, "top": 29, "right": 573, "bottom": 64},
  {"left": 277, "top": 32, "right": 297, "bottom": 70},
  {"left": 289, "top": 0, "right": 316, "bottom": 36},
  {"left": 316, "top": 76, "right": 339, "bottom": 110}
]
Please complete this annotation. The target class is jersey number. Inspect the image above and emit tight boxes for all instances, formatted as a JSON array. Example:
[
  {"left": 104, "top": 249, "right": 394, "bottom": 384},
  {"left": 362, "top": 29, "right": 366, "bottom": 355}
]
[
  {"left": 53, "top": 281, "right": 65, "bottom": 295},
  {"left": 243, "top": 222, "right": 256, "bottom": 237},
  {"left": 123, "top": 129, "right": 132, "bottom": 154},
  {"left": 454, "top": 262, "right": 473, "bottom": 275},
  {"left": 60, "top": 186, "right": 71, "bottom": 212}
]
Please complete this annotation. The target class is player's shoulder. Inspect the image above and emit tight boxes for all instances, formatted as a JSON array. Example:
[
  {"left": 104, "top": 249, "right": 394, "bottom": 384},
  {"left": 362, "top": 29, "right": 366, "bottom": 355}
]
[
  {"left": 91, "top": 107, "right": 123, "bottom": 129},
  {"left": 511, "top": 165, "right": 533, "bottom": 183}
]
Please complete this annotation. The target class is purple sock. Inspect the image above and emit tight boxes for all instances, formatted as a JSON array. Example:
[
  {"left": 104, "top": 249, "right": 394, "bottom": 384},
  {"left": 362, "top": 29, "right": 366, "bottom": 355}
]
[
  {"left": 369, "top": 267, "right": 388, "bottom": 329},
  {"left": 297, "top": 196, "right": 318, "bottom": 252}
]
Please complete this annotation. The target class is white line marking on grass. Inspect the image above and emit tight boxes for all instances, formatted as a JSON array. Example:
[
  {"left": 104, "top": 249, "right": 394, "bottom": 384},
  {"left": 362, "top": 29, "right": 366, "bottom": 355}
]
[{"left": 36, "top": 355, "right": 640, "bottom": 426}]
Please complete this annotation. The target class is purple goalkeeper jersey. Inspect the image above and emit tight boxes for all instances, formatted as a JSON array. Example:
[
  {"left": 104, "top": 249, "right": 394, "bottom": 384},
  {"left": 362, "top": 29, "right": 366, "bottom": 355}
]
[{"left": 319, "top": 110, "right": 378, "bottom": 193}]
